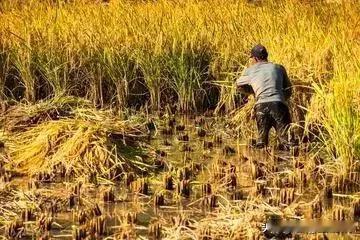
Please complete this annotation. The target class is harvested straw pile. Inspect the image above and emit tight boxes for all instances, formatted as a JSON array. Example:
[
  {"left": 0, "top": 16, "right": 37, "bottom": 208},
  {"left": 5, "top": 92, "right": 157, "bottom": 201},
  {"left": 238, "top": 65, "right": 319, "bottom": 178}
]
[
  {"left": 1, "top": 97, "right": 152, "bottom": 178},
  {"left": 229, "top": 95, "right": 256, "bottom": 138},
  {"left": 1, "top": 96, "right": 89, "bottom": 132}
]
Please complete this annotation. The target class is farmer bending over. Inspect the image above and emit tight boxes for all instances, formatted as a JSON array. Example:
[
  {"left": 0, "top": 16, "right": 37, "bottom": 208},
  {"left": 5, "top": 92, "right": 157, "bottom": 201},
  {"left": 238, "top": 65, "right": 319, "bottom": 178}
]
[{"left": 236, "top": 44, "right": 294, "bottom": 149}]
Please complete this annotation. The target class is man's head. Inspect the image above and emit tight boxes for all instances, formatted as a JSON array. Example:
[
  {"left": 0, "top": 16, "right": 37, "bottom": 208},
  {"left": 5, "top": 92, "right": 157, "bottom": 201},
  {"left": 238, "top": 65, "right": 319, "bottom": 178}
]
[{"left": 250, "top": 44, "right": 268, "bottom": 63}]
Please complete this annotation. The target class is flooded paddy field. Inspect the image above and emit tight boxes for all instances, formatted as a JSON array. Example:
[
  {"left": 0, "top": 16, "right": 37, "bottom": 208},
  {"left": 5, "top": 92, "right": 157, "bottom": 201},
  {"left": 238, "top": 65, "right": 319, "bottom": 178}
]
[
  {"left": 0, "top": 0, "right": 359, "bottom": 239},
  {"left": 0, "top": 105, "right": 359, "bottom": 240}
]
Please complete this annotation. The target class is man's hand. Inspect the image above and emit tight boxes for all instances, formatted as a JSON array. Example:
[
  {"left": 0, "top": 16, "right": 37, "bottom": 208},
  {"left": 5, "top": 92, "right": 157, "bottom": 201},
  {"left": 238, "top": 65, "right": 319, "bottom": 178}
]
[{"left": 237, "top": 84, "right": 254, "bottom": 96}]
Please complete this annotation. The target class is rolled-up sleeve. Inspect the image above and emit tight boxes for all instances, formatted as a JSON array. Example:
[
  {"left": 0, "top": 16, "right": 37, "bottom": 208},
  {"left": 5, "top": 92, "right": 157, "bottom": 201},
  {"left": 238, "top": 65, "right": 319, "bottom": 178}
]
[
  {"left": 236, "top": 68, "right": 251, "bottom": 87},
  {"left": 236, "top": 75, "right": 251, "bottom": 86}
]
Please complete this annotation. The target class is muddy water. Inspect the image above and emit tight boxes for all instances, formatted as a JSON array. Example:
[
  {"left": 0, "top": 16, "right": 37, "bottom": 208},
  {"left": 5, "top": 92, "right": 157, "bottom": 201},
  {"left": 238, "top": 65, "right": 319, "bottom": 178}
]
[{"left": 1, "top": 116, "right": 359, "bottom": 239}]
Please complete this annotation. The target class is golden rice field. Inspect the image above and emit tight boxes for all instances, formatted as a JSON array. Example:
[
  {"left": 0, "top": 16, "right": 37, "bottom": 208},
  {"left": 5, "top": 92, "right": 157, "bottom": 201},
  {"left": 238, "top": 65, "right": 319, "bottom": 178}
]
[{"left": 0, "top": 0, "right": 359, "bottom": 239}]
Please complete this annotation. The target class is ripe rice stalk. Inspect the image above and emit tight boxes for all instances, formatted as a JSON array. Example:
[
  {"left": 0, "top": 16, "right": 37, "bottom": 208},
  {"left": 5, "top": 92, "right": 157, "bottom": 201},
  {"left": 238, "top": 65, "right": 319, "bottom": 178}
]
[
  {"left": 0, "top": 0, "right": 358, "bottom": 114},
  {"left": 305, "top": 72, "right": 360, "bottom": 175}
]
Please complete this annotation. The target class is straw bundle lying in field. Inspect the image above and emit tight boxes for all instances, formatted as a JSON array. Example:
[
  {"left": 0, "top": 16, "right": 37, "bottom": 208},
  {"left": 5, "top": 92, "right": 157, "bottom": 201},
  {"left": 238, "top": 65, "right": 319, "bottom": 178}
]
[
  {"left": 229, "top": 95, "right": 256, "bottom": 138},
  {"left": 1, "top": 96, "right": 91, "bottom": 132},
  {"left": 1, "top": 97, "right": 152, "bottom": 178}
]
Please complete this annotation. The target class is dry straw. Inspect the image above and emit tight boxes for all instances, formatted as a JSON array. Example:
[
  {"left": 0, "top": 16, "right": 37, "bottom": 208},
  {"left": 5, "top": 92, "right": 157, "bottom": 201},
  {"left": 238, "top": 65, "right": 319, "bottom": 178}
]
[{"left": 1, "top": 96, "right": 152, "bottom": 177}]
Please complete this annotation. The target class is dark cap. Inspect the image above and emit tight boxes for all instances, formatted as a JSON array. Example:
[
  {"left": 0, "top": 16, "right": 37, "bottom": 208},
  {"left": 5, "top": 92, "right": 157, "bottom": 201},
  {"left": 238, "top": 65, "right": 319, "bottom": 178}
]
[{"left": 250, "top": 44, "right": 268, "bottom": 60}]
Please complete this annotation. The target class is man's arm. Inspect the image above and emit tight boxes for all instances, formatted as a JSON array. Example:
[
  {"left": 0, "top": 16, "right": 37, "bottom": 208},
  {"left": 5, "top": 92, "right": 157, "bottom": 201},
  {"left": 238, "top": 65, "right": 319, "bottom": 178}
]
[
  {"left": 235, "top": 68, "right": 253, "bottom": 95},
  {"left": 236, "top": 68, "right": 251, "bottom": 87},
  {"left": 281, "top": 66, "right": 292, "bottom": 100}
]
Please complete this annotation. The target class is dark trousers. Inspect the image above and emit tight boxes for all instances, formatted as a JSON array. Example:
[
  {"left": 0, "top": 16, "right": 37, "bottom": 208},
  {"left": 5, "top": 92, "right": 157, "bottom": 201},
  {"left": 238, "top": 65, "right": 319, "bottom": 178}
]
[{"left": 254, "top": 101, "right": 291, "bottom": 145}]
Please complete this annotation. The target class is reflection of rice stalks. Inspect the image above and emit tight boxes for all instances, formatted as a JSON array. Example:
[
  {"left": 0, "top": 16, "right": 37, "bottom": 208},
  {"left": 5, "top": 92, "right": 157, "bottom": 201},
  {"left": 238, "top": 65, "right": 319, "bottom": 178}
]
[
  {"left": 118, "top": 212, "right": 137, "bottom": 225},
  {"left": 275, "top": 172, "right": 296, "bottom": 188},
  {"left": 171, "top": 214, "right": 191, "bottom": 228},
  {"left": 178, "top": 167, "right": 191, "bottom": 181},
  {"left": 148, "top": 222, "right": 162, "bottom": 239},
  {"left": 255, "top": 181, "right": 267, "bottom": 196},
  {"left": 73, "top": 204, "right": 106, "bottom": 237},
  {"left": 161, "top": 128, "right": 174, "bottom": 136},
  {"left": 177, "top": 180, "right": 191, "bottom": 198},
  {"left": 181, "top": 144, "right": 193, "bottom": 152},
  {"left": 124, "top": 172, "right": 135, "bottom": 187},
  {"left": 250, "top": 161, "right": 267, "bottom": 180},
  {"left": 21, "top": 208, "right": 35, "bottom": 222},
  {"left": 76, "top": 210, "right": 88, "bottom": 225},
  {"left": 130, "top": 178, "right": 149, "bottom": 195},
  {"left": 188, "top": 162, "right": 202, "bottom": 174},
  {"left": 311, "top": 198, "right": 323, "bottom": 219},
  {"left": 37, "top": 214, "right": 53, "bottom": 232},
  {"left": 200, "top": 195, "right": 217, "bottom": 209},
  {"left": 197, "top": 128, "right": 206, "bottom": 138},
  {"left": 213, "top": 134, "right": 222, "bottom": 145},
  {"left": 323, "top": 186, "right": 333, "bottom": 203},
  {"left": 103, "top": 187, "right": 116, "bottom": 202},
  {"left": 5, "top": 219, "right": 24, "bottom": 239},
  {"left": 178, "top": 134, "right": 190, "bottom": 142},
  {"left": 154, "top": 192, "right": 165, "bottom": 207},
  {"left": 332, "top": 206, "right": 346, "bottom": 221},
  {"left": 353, "top": 200, "right": 360, "bottom": 221},
  {"left": 72, "top": 226, "right": 87, "bottom": 240},
  {"left": 163, "top": 173, "right": 174, "bottom": 190},
  {"left": 0, "top": 171, "right": 12, "bottom": 183},
  {"left": 176, "top": 125, "right": 185, "bottom": 131},
  {"left": 203, "top": 141, "right": 214, "bottom": 150},
  {"left": 154, "top": 154, "right": 166, "bottom": 169},
  {"left": 114, "top": 228, "right": 136, "bottom": 240},
  {"left": 201, "top": 183, "right": 212, "bottom": 196},
  {"left": 295, "top": 169, "right": 308, "bottom": 189},
  {"left": 226, "top": 173, "right": 237, "bottom": 189},
  {"left": 87, "top": 215, "right": 106, "bottom": 235},
  {"left": 223, "top": 146, "right": 236, "bottom": 156},
  {"left": 199, "top": 226, "right": 211, "bottom": 240},
  {"left": 163, "top": 199, "right": 265, "bottom": 240},
  {"left": 332, "top": 173, "right": 360, "bottom": 193},
  {"left": 230, "top": 190, "right": 245, "bottom": 201},
  {"left": 279, "top": 188, "right": 295, "bottom": 206}
]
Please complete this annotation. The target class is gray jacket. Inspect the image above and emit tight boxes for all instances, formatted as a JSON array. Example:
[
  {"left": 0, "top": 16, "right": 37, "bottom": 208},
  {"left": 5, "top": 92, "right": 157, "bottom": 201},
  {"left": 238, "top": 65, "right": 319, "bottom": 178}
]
[{"left": 236, "top": 62, "right": 292, "bottom": 105}]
